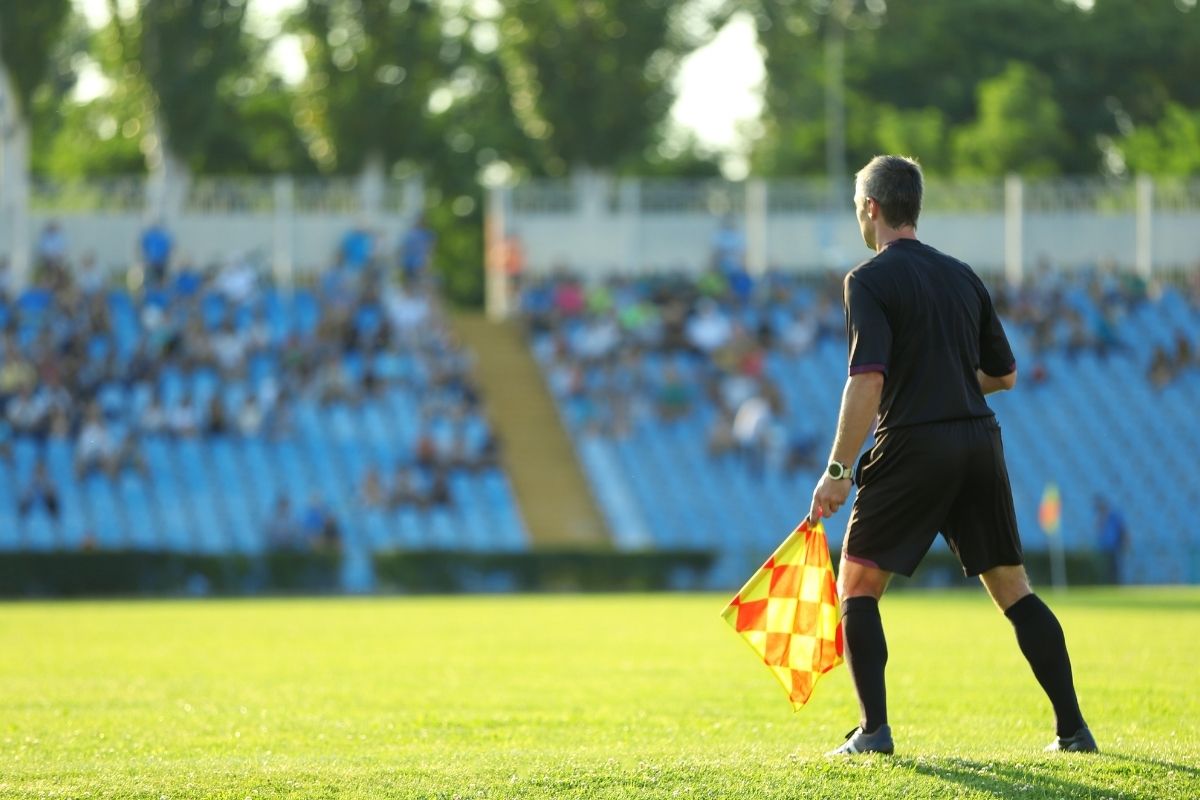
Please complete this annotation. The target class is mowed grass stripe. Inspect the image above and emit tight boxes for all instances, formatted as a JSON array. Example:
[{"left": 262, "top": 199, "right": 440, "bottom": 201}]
[{"left": 1, "top": 589, "right": 1197, "bottom": 799}]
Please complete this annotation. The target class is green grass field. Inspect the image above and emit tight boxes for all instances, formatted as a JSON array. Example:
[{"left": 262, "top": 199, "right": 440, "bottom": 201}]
[{"left": 1, "top": 588, "right": 1197, "bottom": 799}]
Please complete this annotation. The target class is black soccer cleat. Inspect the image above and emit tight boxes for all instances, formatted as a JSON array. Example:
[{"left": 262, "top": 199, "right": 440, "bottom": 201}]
[
  {"left": 1045, "top": 726, "right": 1099, "bottom": 753},
  {"left": 826, "top": 724, "right": 895, "bottom": 756}
]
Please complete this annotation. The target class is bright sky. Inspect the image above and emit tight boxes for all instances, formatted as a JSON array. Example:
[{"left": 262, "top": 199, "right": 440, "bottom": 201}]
[{"left": 73, "top": 0, "right": 764, "bottom": 174}]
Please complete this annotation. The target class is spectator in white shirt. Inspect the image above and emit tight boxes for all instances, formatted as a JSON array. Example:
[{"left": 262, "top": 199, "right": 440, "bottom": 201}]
[
  {"left": 139, "top": 390, "right": 168, "bottom": 436},
  {"left": 211, "top": 320, "right": 248, "bottom": 377},
  {"left": 75, "top": 405, "right": 116, "bottom": 477},
  {"left": 167, "top": 394, "right": 199, "bottom": 439},
  {"left": 7, "top": 386, "right": 49, "bottom": 438},
  {"left": 686, "top": 299, "right": 732, "bottom": 355},
  {"left": 236, "top": 395, "right": 264, "bottom": 437}
]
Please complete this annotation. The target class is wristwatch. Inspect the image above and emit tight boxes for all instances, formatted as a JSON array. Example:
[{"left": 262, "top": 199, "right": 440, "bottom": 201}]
[{"left": 826, "top": 461, "right": 852, "bottom": 481}]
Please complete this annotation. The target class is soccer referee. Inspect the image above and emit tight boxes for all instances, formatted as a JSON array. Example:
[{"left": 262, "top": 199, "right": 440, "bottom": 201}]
[{"left": 810, "top": 155, "right": 1096, "bottom": 756}]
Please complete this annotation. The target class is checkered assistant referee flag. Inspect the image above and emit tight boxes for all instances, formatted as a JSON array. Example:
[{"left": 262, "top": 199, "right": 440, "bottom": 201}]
[{"left": 720, "top": 519, "right": 844, "bottom": 710}]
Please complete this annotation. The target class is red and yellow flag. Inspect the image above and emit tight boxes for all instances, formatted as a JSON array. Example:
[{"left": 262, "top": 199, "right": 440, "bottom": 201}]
[{"left": 720, "top": 519, "right": 844, "bottom": 710}]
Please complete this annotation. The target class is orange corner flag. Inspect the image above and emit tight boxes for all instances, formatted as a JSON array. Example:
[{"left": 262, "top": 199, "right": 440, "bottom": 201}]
[{"left": 720, "top": 518, "right": 844, "bottom": 710}]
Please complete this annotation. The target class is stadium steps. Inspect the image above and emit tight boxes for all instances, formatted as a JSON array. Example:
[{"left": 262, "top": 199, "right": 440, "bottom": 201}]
[{"left": 450, "top": 312, "right": 608, "bottom": 547}]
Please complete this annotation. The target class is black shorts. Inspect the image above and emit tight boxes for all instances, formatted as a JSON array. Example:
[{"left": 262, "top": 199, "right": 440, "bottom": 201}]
[{"left": 843, "top": 416, "right": 1023, "bottom": 578}]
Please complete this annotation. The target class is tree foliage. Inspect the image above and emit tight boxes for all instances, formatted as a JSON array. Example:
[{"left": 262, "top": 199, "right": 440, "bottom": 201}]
[
  {"left": 952, "top": 62, "right": 1066, "bottom": 177},
  {"left": 0, "top": 0, "right": 71, "bottom": 118},
  {"left": 102, "top": 0, "right": 251, "bottom": 167},
  {"left": 498, "top": 0, "right": 693, "bottom": 173},
  {"left": 746, "top": 0, "right": 1200, "bottom": 176},
  {"left": 1120, "top": 103, "right": 1200, "bottom": 176},
  {"left": 294, "top": 0, "right": 449, "bottom": 173}
]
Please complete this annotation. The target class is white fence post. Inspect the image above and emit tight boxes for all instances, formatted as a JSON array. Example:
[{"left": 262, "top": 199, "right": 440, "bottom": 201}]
[
  {"left": 0, "top": 64, "right": 32, "bottom": 287},
  {"left": 575, "top": 169, "right": 607, "bottom": 275},
  {"left": 617, "top": 177, "right": 640, "bottom": 273},
  {"left": 745, "top": 178, "right": 768, "bottom": 276},
  {"left": 484, "top": 184, "right": 510, "bottom": 321},
  {"left": 272, "top": 174, "right": 294, "bottom": 290},
  {"left": 1135, "top": 174, "right": 1153, "bottom": 279},
  {"left": 1004, "top": 174, "right": 1024, "bottom": 284},
  {"left": 145, "top": 151, "right": 188, "bottom": 229},
  {"left": 358, "top": 154, "right": 385, "bottom": 228}
]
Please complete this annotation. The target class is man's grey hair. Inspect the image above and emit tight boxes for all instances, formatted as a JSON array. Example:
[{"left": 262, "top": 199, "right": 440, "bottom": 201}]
[{"left": 855, "top": 155, "right": 923, "bottom": 229}]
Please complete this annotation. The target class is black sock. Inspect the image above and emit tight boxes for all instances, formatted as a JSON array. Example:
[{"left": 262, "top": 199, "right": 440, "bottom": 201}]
[
  {"left": 1005, "top": 594, "right": 1086, "bottom": 737},
  {"left": 842, "top": 596, "right": 888, "bottom": 733}
]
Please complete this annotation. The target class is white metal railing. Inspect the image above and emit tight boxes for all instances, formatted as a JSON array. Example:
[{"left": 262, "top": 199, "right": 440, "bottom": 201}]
[
  {"left": 30, "top": 176, "right": 147, "bottom": 213},
  {"left": 1022, "top": 177, "right": 1138, "bottom": 213},
  {"left": 1153, "top": 177, "right": 1200, "bottom": 212},
  {"left": 636, "top": 180, "right": 747, "bottom": 214},
  {"left": 510, "top": 180, "right": 576, "bottom": 213},
  {"left": 25, "top": 174, "right": 427, "bottom": 217},
  {"left": 19, "top": 173, "right": 1200, "bottom": 218},
  {"left": 185, "top": 176, "right": 277, "bottom": 213},
  {"left": 293, "top": 176, "right": 363, "bottom": 214}
]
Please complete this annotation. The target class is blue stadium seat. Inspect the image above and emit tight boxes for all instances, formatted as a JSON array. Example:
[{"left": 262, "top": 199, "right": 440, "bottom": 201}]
[
  {"left": 116, "top": 472, "right": 160, "bottom": 550},
  {"left": 81, "top": 475, "right": 126, "bottom": 549}
]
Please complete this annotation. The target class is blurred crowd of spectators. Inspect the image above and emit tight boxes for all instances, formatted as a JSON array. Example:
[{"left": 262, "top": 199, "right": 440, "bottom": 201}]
[
  {"left": 991, "top": 260, "right": 1198, "bottom": 388},
  {"left": 518, "top": 264, "right": 842, "bottom": 475},
  {"left": 517, "top": 232, "right": 1200, "bottom": 476},
  {"left": 2, "top": 218, "right": 499, "bottom": 545}
]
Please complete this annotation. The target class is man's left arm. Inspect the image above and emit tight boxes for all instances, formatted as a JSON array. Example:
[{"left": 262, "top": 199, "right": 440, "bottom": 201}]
[{"left": 809, "top": 371, "right": 883, "bottom": 522}]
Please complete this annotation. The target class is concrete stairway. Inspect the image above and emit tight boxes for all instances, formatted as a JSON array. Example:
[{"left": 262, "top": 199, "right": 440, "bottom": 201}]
[{"left": 450, "top": 313, "right": 609, "bottom": 548}]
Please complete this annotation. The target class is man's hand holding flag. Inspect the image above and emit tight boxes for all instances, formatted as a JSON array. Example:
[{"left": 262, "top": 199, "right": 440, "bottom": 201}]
[{"left": 720, "top": 518, "right": 844, "bottom": 710}]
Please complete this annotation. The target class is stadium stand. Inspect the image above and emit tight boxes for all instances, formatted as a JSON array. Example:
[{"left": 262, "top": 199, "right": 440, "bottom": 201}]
[
  {"left": 0, "top": 253, "right": 528, "bottom": 590},
  {"left": 519, "top": 267, "right": 1200, "bottom": 588}
]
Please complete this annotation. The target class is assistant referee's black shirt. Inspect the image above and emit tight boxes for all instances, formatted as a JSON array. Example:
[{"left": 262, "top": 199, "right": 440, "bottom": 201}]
[{"left": 843, "top": 238, "right": 1015, "bottom": 433}]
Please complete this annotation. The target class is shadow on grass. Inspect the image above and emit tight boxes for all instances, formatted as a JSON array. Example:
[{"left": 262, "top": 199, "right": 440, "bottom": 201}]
[
  {"left": 894, "top": 755, "right": 1141, "bottom": 799},
  {"left": 1099, "top": 750, "right": 1200, "bottom": 778}
]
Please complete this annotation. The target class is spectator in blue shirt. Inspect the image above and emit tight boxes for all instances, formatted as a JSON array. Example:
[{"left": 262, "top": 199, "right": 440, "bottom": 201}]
[
  {"left": 399, "top": 215, "right": 435, "bottom": 283},
  {"left": 140, "top": 221, "right": 174, "bottom": 285},
  {"left": 711, "top": 215, "right": 745, "bottom": 274},
  {"left": 1094, "top": 496, "right": 1127, "bottom": 584},
  {"left": 340, "top": 225, "right": 374, "bottom": 271}
]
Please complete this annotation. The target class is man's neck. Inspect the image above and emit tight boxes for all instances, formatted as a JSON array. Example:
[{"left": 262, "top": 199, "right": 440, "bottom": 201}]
[{"left": 874, "top": 227, "right": 918, "bottom": 253}]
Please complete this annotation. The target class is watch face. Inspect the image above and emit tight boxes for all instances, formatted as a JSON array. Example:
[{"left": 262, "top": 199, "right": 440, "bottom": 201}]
[{"left": 827, "top": 463, "right": 842, "bottom": 479}]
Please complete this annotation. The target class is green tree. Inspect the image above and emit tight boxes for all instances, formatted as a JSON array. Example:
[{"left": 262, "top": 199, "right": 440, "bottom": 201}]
[
  {"left": 195, "top": 28, "right": 316, "bottom": 175},
  {"left": 747, "top": 0, "right": 1200, "bottom": 176},
  {"left": 0, "top": 0, "right": 72, "bottom": 281},
  {"left": 102, "top": 0, "right": 251, "bottom": 174},
  {"left": 0, "top": 0, "right": 72, "bottom": 118},
  {"left": 1066, "top": 0, "right": 1200, "bottom": 164},
  {"left": 1120, "top": 103, "right": 1200, "bottom": 176},
  {"left": 874, "top": 106, "right": 948, "bottom": 175},
  {"left": 952, "top": 62, "right": 1066, "bottom": 177},
  {"left": 39, "top": 7, "right": 311, "bottom": 178},
  {"left": 741, "top": 0, "right": 883, "bottom": 176},
  {"left": 498, "top": 0, "right": 696, "bottom": 173},
  {"left": 293, "top": 0, "right": 448, "bottom": 173}
]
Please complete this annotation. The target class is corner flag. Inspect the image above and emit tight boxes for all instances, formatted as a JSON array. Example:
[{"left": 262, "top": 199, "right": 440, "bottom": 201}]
[{"left": 720, "top": 519, "right": 844, "bottom": 710}]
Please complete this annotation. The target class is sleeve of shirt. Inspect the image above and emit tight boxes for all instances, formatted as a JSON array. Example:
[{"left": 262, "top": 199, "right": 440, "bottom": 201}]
[
  {"left": 844, "top": 274, "right": 891, "bottom": 376},
  {"left": 978, "top": 286, "right": 1016, "bottom": 377}
]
